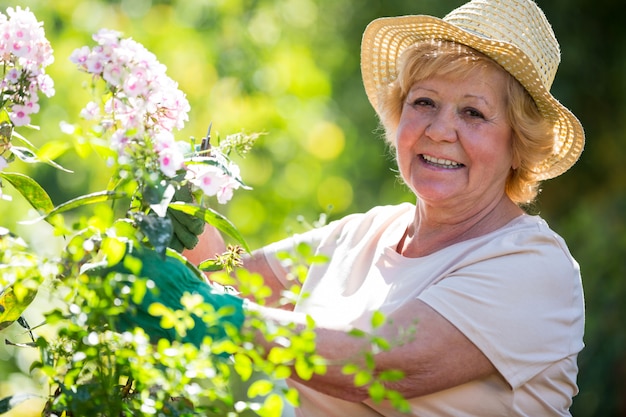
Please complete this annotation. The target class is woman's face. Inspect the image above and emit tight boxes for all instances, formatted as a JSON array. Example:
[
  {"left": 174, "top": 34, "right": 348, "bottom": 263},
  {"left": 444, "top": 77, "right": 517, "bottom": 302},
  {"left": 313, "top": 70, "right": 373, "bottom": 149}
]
[{"left": 395, "top": 65, "right": 515, "bottom": 211}]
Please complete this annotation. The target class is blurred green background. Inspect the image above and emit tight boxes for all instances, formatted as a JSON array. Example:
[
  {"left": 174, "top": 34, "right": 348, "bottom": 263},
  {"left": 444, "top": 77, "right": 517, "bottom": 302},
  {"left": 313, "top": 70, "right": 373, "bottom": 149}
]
[{"left": 0, "top": 0, "right": 624, "bottom": 416}]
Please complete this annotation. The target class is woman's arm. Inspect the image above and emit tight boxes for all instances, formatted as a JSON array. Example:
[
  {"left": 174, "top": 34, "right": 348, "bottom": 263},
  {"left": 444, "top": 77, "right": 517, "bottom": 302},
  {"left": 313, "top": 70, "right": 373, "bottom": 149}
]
[
  {"left": 183, "top": 226, "right": 226, "bottom": 266},
  {"left": 246, "top": 299, "right": 497, "bottom": 402},
  {"left": 184, "top": 227, "right": 292, "bottom": 307}
]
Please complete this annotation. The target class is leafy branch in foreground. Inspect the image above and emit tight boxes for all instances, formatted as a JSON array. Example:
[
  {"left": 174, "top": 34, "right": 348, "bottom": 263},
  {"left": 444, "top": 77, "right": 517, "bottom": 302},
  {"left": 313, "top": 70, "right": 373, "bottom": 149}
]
[{"left": 341, "top": 311, "right": 417, "bottom": 413}]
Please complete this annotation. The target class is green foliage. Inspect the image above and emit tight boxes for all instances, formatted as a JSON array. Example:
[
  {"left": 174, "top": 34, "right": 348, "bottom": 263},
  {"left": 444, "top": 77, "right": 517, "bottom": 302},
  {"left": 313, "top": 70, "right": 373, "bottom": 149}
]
[
  {"left": 341, "top": 311, "right": 415, "bottom": 414},
  {"left": 0, "top": 229, "right": 55, "bottom": 331},
  {"left": 0, "top": 172, "right": 54, "bottom": 215}
]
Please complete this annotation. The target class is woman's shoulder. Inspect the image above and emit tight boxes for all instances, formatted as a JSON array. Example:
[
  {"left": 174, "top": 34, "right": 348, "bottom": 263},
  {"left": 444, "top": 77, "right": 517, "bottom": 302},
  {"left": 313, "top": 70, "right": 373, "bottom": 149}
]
[
  {"left": 500, "top": 215, "right": 573, "bottom": 252},
  {"left": 311, "top": 203, "right": 414, "bottom": 249},
  {"left": 336, "top": 202, "right": 414, "bottom": 231},
  {"left": 464, "top": 214, "right": 579, "bottom": 271}
]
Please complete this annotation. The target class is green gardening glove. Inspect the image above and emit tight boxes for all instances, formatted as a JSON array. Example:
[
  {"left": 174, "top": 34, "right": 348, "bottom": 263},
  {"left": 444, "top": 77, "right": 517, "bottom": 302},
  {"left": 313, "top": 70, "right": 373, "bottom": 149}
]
[
  {"left": 167, "top": 185, "right": 205, "bottom": 252},
  {"left": 93, "top": 246, "right": 245, "bottom": 349}
]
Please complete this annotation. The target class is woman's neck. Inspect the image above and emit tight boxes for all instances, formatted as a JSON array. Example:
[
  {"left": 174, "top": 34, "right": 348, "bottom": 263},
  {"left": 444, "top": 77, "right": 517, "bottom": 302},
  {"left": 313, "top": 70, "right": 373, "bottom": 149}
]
[{"left": 398, "top": 195, "right": 524, "bottom": 257}]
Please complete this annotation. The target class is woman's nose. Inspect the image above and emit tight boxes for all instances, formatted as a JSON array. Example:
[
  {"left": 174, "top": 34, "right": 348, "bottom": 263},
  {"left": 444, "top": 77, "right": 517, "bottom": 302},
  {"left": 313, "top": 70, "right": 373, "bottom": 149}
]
[{"left": 424, "top": 108, "right": 457, "bottom": 142}]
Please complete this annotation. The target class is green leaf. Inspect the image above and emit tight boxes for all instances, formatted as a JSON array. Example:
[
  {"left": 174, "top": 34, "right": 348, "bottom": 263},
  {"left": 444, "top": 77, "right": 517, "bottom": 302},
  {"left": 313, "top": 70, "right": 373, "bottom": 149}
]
[
  {"left": 37, "top": 140, "right": 72, "bottom": 163},
  {"left": 378, "top": 369, "right": 405, "bottom": 382},
  {"left": 257, "top": 393, "right": 284, "bottom": 417},
  {"left": 8, "top": 128, "right": 37, "bottom": 149},
  {"left": 294, "top": 357, "right": 314, "bottom": 381},
  {"left": 354, "top": 370, "right": 372, "bottom": 387},
  {"left": 348, "top": 328, "right": 366, "bottom": 338},
  {"left": 295, "top": 242, "right": 312, "bottom": 257},
  {"left": 364, "top": 352, "right": 375, "bottom": 370},
  {"left": 372, "top": 336, "right": 391, "bottom": 352},
  {"left": 283, "top": 388, "right": 300, "bottom": 407},
  {"left": 233, "top": 353, "right": 253, "bottom": 382},
  {"left": 0, "top": 172, "right": 54, "bottom": 214},
  {"left": 11, "top": 130, "right": 72, "bottom": 172},
  {"left": 247, "top": 380, "right": 274, "bottom": 398},
  {"left": 168, "top": 202, "right": 249, "bottom": 252},
  {"left": 371, "top": 310, "right": 386, "bottom": 329},
  {"left": 386, "top": 389, "right": 411, "bottom": 413},
  {"left": 0, "top": 286, "right": 38, "bottom": 331},
  {"left": 368, "top": 381, "right": 386, "bottom": 403},
  {"left": 9, "top": 145, "right": 39, "bottom": 164},
  {"left": 134, "top": 212, "right": 172, "bottom": 257},
  {"left": 267, "top": 347, "right": 295, "bottom": 364},
  {"left": 0, "top": 393, "right": 41, "bottom": 414},
  {"left": 20, "top": 190, "right": 126, "bottom": 225},
  {"left": 341, "top": 363, "right": 359, "bottom": 375},
  {"left": 197, "top": 258, "right": 223, "bottom": 272}
]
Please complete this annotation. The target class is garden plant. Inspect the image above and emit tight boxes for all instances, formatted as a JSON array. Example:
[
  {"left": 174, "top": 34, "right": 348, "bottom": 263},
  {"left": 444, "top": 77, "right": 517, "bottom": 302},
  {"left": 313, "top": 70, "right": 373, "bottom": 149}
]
[{"left": 0, "top": 7, "right": 410, "bottom": 416}]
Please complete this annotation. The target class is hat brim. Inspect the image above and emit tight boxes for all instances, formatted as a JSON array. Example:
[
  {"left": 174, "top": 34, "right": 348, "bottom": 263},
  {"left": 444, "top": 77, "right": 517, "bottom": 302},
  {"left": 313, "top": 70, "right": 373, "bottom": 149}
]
[{"left": 361, "top": 15, "right": 584, "bottom": 180}]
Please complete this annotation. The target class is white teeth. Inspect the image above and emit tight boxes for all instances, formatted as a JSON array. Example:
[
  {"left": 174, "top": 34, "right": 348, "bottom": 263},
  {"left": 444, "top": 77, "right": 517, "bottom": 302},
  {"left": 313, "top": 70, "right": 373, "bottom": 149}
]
[{"left": 422, "top": 154, "right": 461, "bottom": 168}]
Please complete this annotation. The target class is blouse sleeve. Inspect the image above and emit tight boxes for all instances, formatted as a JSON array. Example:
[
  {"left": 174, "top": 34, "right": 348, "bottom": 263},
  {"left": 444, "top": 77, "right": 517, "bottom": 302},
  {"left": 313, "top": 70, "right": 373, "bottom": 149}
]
[
  {"left": 260, "top": 220, "right": 347, "bottom": 289},
  {"left": 417, "top": 222, "right": 584, "bottom": 389}
]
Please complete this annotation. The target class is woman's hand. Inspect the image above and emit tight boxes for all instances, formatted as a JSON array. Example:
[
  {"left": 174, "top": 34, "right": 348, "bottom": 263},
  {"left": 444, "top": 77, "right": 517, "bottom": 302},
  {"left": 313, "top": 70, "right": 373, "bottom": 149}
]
[{"left": 167, "top": 184, "right": 206, "bottom": 252}]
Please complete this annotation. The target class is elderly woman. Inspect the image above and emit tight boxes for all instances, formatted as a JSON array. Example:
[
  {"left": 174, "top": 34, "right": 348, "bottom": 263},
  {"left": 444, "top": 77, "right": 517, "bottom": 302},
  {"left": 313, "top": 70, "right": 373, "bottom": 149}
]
[{"left": 114, "top": 0, "right": 585, "bottom": 415}]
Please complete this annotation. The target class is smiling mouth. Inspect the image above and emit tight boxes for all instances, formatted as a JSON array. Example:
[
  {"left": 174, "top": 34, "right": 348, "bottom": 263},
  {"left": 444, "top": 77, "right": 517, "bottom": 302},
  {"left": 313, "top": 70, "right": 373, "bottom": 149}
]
[{"left": 421, "top": 154, "right": 464, "bottom": 169}]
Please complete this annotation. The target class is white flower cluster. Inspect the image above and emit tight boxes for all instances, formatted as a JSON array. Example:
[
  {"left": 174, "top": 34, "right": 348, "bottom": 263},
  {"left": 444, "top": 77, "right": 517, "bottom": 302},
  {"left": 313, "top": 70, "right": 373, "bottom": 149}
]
[
  {"left": 70, "top": 29, "right": 244, "bottom": 204},
  {"left": 0, "top": 6, "right": 55, "bottom": 126}
]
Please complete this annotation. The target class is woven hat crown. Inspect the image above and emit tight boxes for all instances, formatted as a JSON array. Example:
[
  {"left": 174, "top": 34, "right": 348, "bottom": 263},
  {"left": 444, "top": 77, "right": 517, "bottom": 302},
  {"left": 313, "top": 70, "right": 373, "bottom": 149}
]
[
  {"left": 443, "top": 0, "right": 559, "bottom": 90},
  {"left": 361, "top": 0, "right": 585, "bottom": 180}
]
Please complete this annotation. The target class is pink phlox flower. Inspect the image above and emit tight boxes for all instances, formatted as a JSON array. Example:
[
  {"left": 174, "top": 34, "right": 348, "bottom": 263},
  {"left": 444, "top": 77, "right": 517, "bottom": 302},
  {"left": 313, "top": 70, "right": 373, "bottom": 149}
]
[
  {"left": 102, "top": 62, "right": 124, "bottom": 86},
  {"left": 92, "top": 44, "right": 114, "bottom": 60},
  {"left": 104, "top": 96, "right": 137, "bottom": 121},
  {"left": 85, "top": 53, "right": 105, "bottom": 74},
  {"left": 93, "top": 28, "right": 122, "bottom": 47},
  {"left": 116, "top": 96, "right": 149, "bottom": 132},
  {"left": 110, "top": 129, "right": 131, "bottom": 154},
  {"left": 23, "top": 97, "right": 39, "bottom": 114},
  {"left": 79, "top": 101, "right": 100, "bottom": 120},
  {"left": 104, "top": 95, "right": 124, "bottom": 112},
  {"left": 185, "top": 163, "right": 225, "bottom": 198},
  {"left": 152, "top": 130, "right": 176, "bottom": 152},
  {"left": 10, "top": 40, "right": 25, "bottom": 56},
  {"left": 24, "top": 39, "right": 53, "bottom": 71},
  {"left": 100, "top": 97, "right": 145, "bottom": 134},
  {"left": 36, "top": 73, "right": 54, "bottom": 97},
  {"left": 6, "top": 68, "right": 20, "bottom": 84},
  {"left": 119, "top": 38, "right": 158, "bottom": 68},
  {"left": 185, "top": 159, "right": 243, "bottom": 204},
  {"left": 69, "top": 45, "right": 91, "bottom": 68},
  {"left": 153, "top": 131, "right": 184, "bottom": 177},
  {"left": 9, "top": 104, "right": 31, "bottom": 126},
  {"left": 149, "top": 88, "right": 190, "bottom": 132},
  {"left": 72, "top": 30, "right": 191, "bottom": 164},
  {"left": 123, "top": 66, "right": 150, "bottom": 98},
  {"left": 0, "top": 6, "right": 54, "bottom": 112},
  {"left": 4, "top": 7, "right": 53, "bottom": 67},
  {"left": 216, "top": 177, "right": 241, "bottom": 204},
  {"left": 217, "top": 162, "right": 244, "bottom": 204},
  {"left": 109, "top": 45, "right": 134, "bottom": 70}
]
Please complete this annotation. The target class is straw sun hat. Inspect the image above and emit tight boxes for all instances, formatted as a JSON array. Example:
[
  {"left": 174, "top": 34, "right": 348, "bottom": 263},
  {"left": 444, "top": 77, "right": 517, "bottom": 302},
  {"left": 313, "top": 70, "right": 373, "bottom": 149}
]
[{"left": 361, "top": 0, "right": 584, "bottom": 180}]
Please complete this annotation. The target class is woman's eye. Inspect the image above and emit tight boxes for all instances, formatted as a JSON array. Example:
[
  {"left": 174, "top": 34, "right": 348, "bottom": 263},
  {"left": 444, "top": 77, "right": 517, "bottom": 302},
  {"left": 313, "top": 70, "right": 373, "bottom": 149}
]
[
  {"left": 464, "top": 108, "right": 485, "bottom": 119},
  {"left": 411, "top": 97, "right": 434, "bottom": 107}
]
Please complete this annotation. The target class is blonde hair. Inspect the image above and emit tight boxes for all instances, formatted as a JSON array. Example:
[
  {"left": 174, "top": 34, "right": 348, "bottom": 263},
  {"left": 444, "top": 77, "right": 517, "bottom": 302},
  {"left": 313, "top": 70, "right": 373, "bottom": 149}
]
[{"left": 376, "top": 40, "right": 553, "bottom": 205}]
